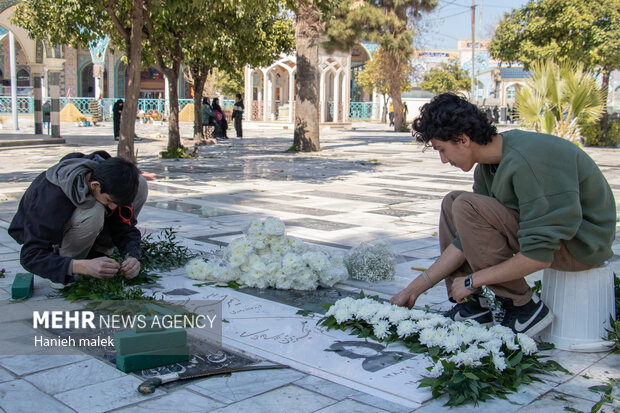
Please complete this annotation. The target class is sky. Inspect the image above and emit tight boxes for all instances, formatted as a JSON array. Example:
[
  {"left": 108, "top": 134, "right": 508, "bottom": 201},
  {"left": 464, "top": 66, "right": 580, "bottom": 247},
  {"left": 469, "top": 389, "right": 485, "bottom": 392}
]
[{"left": 414, "top": 0, "right": 531, "bottom": 50}]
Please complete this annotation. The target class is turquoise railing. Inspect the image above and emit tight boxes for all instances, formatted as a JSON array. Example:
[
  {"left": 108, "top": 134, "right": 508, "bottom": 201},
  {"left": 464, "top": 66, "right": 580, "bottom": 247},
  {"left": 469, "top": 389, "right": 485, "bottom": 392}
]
[
  {"left": 0, "top": 97, "right": 379, "bottom": 120},
  {"left": 349, "top": 101, "right": 375, "bottom": 119},
  {"left": 0, "top": 96, "right": 33, "bottom": 114}
]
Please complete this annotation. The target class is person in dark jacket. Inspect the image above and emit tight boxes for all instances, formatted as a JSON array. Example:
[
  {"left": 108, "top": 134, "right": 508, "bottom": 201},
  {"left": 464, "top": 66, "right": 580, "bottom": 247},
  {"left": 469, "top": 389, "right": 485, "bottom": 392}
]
[
  {"left": 9, "top": 152, "right": 148, "bottom": 284},
  {"left": 113, "top": 99, "right": 124, "bottom": 140},
  {"left": 231, "top": 93, "right": 244, "bottom": 138},
  {"left": 201, "top": 97, "right": 215, "bottom": 139},
  {"left": 211, "top": 98, "right": 228, "bottom": 139}
]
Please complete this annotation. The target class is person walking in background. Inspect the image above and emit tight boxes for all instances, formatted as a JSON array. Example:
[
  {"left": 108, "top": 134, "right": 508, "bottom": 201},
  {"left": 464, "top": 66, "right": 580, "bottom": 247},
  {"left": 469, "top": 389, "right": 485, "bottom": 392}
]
[
  {"left": 232, "top": 93, "right": 244, "bottom": 138},
  {"left": 388, "top": 100, "right": 395, "bottom": 127},
  {"left": 211, "top": 98, "right": 228, "bottom": 139},
  {"left": 201, "top": 97, "right": 214, "bottom": 139},
  {"left": 42, "top": 101, "right": 51, "bottom": 135},
  {"left": 112, "top": 99, "right": 124, "bottom": 141}
]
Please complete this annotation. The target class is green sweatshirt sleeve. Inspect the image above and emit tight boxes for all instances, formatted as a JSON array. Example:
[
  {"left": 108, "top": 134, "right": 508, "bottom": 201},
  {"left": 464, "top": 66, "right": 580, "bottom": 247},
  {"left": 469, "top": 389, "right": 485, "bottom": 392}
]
[{"left": 505, "top": 157, "right": 583, "bottom": 263}]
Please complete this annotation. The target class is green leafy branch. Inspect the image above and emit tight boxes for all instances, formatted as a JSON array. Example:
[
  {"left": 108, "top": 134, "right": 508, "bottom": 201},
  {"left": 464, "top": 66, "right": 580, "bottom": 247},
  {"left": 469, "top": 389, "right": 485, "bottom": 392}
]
[{"left": 61, "top": 228, "right": 197, "bottom": 301}]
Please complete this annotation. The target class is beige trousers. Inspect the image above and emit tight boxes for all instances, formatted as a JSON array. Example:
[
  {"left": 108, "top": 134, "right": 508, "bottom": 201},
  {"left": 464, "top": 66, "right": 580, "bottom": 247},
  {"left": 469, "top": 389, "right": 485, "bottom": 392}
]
[
  {"left": 440, "top": 191, "right": 595, "bottom": 306},
  {"left": 59, "top": 176, "right": 148, "bottom": 259}
]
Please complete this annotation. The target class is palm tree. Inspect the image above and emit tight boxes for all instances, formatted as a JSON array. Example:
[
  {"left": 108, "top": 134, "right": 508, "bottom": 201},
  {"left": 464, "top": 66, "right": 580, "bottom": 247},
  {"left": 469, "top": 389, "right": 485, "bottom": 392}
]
[{"left": 516, "top": 60, "right": 604, "bottom": 142}]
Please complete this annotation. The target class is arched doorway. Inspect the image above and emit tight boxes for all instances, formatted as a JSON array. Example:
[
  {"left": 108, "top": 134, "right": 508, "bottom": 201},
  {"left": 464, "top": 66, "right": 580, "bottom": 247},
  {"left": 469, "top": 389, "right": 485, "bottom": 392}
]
[
  {"left": 80, "top": 62, "right": 94, "bottom": 97},
  {"left": 350, "top": 44, "right": 370, "bottom": 102}
]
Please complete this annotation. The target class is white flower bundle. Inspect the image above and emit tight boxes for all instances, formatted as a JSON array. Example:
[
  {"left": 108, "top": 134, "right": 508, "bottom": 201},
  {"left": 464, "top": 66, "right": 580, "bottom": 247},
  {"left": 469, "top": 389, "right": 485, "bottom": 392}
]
[
  {"left": 186, "top": 217, "right": 349, "bottom": 290},
  {"left": 324, "top": 297, "right": 538, "bottom": 375},
  {"left": 345, "top": 244, "right": 396, "bottom": 282}
]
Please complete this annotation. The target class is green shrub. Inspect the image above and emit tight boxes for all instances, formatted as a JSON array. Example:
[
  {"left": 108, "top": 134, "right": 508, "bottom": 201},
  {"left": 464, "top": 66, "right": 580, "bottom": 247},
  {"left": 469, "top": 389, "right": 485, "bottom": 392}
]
[
  {"left": 580, "top": 119, "right": 620, "bottom": 147},
  {"left": 160, "top": 146, "right": 191, "bottom": 159}
]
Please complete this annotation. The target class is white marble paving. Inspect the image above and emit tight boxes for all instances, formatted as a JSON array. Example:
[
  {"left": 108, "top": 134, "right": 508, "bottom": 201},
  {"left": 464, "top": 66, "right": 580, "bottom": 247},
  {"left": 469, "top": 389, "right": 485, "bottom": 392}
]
[
  {"left": 111, "top": 389, "right": 224, "bottom": 412},
  {"left": 314, "top": 398, "right": 390, "bottom": 413},
  {"left": 24, "top": 358, "right": 125, "bottom": 395},
  {"left": 188, "top": 368, "right": 306, "bottom": 404},
  {"left": 0, "top": 355, "right": 90, "bottom": 376},
  {"left": 0, "top": 380, "right": 75, "bottom": 413},
  {"left": 514, "top": 391, "right": 598, "bottom": 413},
  {"left": 54, "top": 375, "right": 164, "bottom": 413},
  {"left": 209, "top": 385, "right": 335, "bottom": 413},
  {"left": 0, "top": 368, "right": 14, "bottom": 384},
  {"left": 293, "top": 375, "right": 360, "bottom": 400}
]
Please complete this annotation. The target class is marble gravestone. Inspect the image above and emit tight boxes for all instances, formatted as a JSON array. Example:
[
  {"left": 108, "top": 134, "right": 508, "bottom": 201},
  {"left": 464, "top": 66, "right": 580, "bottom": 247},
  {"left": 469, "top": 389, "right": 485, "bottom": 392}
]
[{"left": 144, "top": 275, "right": 434, "bottom": 408}]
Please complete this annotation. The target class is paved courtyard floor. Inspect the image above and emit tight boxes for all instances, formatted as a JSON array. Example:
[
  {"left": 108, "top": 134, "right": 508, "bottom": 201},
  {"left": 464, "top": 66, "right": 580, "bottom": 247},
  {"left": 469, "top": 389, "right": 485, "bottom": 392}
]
[{"left": 0, "top": 120, "right": 618, "bottom": 412}]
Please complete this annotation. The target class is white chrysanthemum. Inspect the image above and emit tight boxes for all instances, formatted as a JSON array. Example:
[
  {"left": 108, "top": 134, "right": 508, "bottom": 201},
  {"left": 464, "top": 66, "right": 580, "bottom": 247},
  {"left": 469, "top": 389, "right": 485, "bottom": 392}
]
[
  {"left": 263, "top": 217, "right": 286, "bottom": 236},
  {"left": 473, "top": 328, "right": 495, "bottom": 343},
  {"left": 281, "top": 252, "right": 304, "bottom": 271},
  {"left": 458, "top": 327, "right": 477, "bottom": 345},
  {"left": 249, "top": 234, "right": 268, "bottom": 249},
  {"left": 419, "top": 328, "right": 436, "bottom": 346},
  {"left": 409, "top": 309, "right": 427, "bottom": 320},
  {"left": 229, "top": 237, "right": 253, "bottom": 255},
  {"left": 334, "top": 307, "right": 353, "bottom": 323},
  {"left": 492, "top": 353, "right": 507, "bottom": 371},
  {"left": 428, "top": 362, "right": 445, "bottom": 378},
  {"left": 388, "top": 306, "right": 412, "bottom": 324},
  {"left": 517, "top": 333, "right": 538, "bottom": 355},
  {"left": 490, "top": 325, "right": 516, "bottom": 344},
  {"left": 228, "top": 252, "right": 246, "bottom": 268},
  {"left": 396, "top": 319, "right": 417, "bottom": 338},
  {"left": 218, "top": 267, "right": 238, "bottom": 282},
  {"left": 290, "top": 270, "right": 318, "bottom": 290},
  {"left": 441, "top": 333, "right": 463, "bottom": 354},
  {"left": 373, "top": 320, "right": 390, "bottom": 339},
  {"left": 269, "top": 238, "right": 287, "bottom": 255},
  {"left": 356, "top": 304, "right": 378, "bottom": 322},
  {"left": 286, "top": 236, "right": 305, "bottom": 253},
  {"left": 481, "top": 339, "right": 503, "bottom": 355},
  {"left": 185, "top": 258, "right": 209, "bottom": 280},
  {"left": 303, "top": 250, "right": 329, "bottom": 272},
  {"left": 246, "top": 220, "right": 264, "bottom": 236},
  {"left": 274, "top": 272, "right": 293, "bottom": 290}
]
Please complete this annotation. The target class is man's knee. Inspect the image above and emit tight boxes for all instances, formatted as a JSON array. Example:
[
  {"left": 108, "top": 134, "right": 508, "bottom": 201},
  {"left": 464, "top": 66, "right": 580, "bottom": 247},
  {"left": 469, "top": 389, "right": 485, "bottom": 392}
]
[
  {"left": 441, "top": 190, "right": 467, "bottom": 214},
  {"left": 69, "top": 203, "right": 106, "bottom": 234}
]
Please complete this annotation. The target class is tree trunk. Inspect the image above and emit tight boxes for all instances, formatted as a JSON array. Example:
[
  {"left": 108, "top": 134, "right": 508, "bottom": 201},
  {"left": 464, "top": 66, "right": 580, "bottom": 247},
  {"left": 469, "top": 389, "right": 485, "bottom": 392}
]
[
  {"left": 165, "top": 64, "right": 182, "bottom": 150},
  {"left": 381, "top": 95, "right": 388, "bottom": 123},
  {"left": 192, "top": 67, "right": 208, "bottom": 141},
  {"left": 390, "top": 86, "right": 403, "bottom": 132},
  {"left": 118, "top": 0, "right": 144, "bottom": 163},
  {"left": 600, "top": 66, "right": 611, "bottom": 139},
  {"left": 293, "top": 0, "right": 321, "bottom": 152}
]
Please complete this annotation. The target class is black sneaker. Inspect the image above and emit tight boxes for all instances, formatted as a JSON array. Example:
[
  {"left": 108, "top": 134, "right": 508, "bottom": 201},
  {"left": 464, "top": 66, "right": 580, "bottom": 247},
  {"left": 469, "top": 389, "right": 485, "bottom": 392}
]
[
  {"left": 443, "top": 295, "right": 493, "bottom": 325},
  {"left": 499, "top": 294, "right": 553, "bottom": 337}
]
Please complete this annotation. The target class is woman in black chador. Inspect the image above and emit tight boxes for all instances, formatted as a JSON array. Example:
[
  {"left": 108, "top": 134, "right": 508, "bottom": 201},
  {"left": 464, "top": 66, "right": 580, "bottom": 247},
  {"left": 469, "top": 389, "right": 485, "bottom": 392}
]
[
  {"left": 211, "top": 98, "right": 228, "bottom": 139},
  {"left": 231, "top": 93, "right": 244, "bottom": 138},
  {"left": 112, "top": 99, "right": 124, "bottom": 141}
]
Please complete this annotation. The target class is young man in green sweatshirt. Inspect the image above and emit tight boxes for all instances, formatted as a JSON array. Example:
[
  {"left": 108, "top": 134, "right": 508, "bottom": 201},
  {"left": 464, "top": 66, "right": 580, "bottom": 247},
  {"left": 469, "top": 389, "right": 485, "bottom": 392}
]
[{"left": 390, "top": 93, "right": 616, "bottom": 337}]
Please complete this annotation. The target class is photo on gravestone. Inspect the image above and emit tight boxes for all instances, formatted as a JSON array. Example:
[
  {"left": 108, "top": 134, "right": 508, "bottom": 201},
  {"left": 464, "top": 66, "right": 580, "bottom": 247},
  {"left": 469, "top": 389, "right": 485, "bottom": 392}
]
[{"left": 328, "top": 340, "right": 413, "bottom": 372}]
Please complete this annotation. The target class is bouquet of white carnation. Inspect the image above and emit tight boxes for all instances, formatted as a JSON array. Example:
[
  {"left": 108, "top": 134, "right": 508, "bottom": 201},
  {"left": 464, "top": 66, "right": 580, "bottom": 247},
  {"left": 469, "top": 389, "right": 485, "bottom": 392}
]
[
  {"left": 186, "top": 217, "right": 349, "bottom": 290},
  {"left": 345, "top": 244, "right": 396, "bottom": 282}
]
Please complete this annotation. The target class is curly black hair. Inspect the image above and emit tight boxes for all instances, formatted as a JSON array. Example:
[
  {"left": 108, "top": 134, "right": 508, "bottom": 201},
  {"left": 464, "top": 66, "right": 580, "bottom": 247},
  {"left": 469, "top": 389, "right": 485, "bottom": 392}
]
[{"left": 412, "top": 93, "right": 497, "bottom": 146}]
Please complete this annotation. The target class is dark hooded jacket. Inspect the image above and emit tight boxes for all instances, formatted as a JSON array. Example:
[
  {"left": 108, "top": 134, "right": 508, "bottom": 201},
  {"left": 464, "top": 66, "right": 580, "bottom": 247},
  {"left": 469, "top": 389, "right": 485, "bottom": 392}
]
[{"left": 9, "top": 152, "right": 141, "bottom": 283}]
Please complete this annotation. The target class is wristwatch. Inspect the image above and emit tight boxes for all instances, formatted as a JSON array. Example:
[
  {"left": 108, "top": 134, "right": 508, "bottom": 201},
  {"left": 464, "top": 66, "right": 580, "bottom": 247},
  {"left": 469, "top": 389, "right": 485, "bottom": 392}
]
[{"left": 464, "top": 274, "right": 477, "bottom": 291}]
